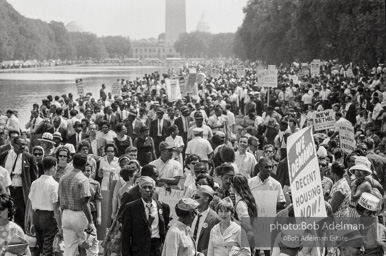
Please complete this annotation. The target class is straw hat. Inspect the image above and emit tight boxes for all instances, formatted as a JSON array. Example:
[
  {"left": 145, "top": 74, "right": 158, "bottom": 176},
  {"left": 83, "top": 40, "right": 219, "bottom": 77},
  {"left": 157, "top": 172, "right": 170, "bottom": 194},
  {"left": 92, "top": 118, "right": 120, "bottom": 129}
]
[{"left": 349, "top": 156, "right": 372, "bottom": 174}]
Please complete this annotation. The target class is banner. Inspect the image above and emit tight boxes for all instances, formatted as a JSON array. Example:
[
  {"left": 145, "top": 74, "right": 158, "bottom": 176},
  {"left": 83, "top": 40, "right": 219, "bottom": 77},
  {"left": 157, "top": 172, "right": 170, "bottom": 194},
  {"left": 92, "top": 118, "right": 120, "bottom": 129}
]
[
  {"left": 182, "top": 73, "right": 198, "bottom": 97},
  {"left": 310, "top": 59, "right": 321, "bottom": 76},
  {"left": 158, "top": 187, "right": 185, "bottom": 225},
  {"left": 111, "top": 82, "right": 121, "bottom": 96},
  {"left": 75, "top": 78, "right": 84, "bottom": 97},
  {"left": 302, "top": 64, "right": 310, "bottom": 75},
  {"left": 338, "top": 121, "right": 356, "bottom": 154},
  {"left": 257, "top": 69, "right": 278, "bottom": 88},
  {"left": 313, "top": 109, "right": 335, "bottom": 131},
  {"left": 165, "top": 78, "right": 182, "bottom": 100},
  {"left": 196, "top": 72, "right": 206, "bottom": 84},
  {"left": 287, "top": 127, "right": 327, "bottom": 219},
  {"left": 346, "top": 69, "right": 354, "bottom": 78}
]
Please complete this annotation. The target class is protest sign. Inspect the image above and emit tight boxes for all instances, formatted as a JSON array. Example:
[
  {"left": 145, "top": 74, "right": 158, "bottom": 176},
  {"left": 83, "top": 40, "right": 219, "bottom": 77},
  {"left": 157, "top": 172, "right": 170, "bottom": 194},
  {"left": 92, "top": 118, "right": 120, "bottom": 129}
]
[
  {"left": 310, "top": 59, "right": 321, "bottom": 76},
  {"left": 212, "top": 69, "right": 220, "bottom": 79},
  {"left": 165, "top": 78, "right": 182, "bottom": 100},
  {"left": 338, "top": 121, "right": 356, "bottom": 154},
  {"left": 75, "top": 78, "right": 84, "bottom": 97},
  {"left": 302, "top": 63, "right": 310, "bottom": 75},
  {"left": 196, "top": 72, "right": 206, "bottom": 84},
  {"left": 313, "top": 109, "right": 335, "bottom": 131},
  {"left": 111, "top": 82, "right": 121, "bottom": 96},
  {"left": 287, "top": 127, "right": 327, "bottom": 219},
  {"left": 237, "top": 66, "right": 245, "bottom": 77},
  {"left": 268, "top": 65, "right": 276, "bottom": 70},
  {"left": 179, "top": 76, "right": 186, "bottom": 93},
  {"left": 158, "top": 187, "right": 185, "bottom": 225},
  {"left": 257, "top": 69, "right": 278, "bottom": 88},
  {"left": 346, "top": 68, "right": 354, "bottom": 78},
  {"left": 182, "top": 73, "right": 198, "bottom": 97}
]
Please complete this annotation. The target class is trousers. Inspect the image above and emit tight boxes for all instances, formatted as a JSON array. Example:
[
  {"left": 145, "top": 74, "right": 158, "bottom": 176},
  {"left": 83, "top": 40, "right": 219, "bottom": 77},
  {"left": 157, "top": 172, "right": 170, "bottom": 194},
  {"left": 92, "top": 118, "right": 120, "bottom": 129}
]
[
  {"left": 62, "top": 209, "right": 96, "bottom": 256},
  {"left": 33, "top": 210, "right": 58, "bottom": 256}
]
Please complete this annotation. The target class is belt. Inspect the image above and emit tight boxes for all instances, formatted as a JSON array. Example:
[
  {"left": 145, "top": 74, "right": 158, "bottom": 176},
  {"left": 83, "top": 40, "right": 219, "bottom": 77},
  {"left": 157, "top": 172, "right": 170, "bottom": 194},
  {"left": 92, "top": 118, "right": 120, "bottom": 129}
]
[{"left": 35, "top": 209, "right": 54, "bottom": 213}]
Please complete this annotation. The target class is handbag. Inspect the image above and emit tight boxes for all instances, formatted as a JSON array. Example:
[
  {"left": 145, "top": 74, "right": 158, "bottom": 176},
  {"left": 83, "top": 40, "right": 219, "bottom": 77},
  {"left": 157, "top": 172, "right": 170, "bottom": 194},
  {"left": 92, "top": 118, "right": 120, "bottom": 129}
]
[{"left": 53, "top": 233, "right": 64, "bottom": 254}]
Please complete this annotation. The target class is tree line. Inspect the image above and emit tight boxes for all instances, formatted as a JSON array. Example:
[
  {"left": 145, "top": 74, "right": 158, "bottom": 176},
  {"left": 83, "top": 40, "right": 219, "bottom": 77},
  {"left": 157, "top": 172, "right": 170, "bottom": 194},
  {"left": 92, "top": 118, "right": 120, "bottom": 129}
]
[
  {"left": 234, "top": 0, "right": 386, "bottom": 65},
  {"left": 0, "top": 0, "right": 131, "bottom": 61}
]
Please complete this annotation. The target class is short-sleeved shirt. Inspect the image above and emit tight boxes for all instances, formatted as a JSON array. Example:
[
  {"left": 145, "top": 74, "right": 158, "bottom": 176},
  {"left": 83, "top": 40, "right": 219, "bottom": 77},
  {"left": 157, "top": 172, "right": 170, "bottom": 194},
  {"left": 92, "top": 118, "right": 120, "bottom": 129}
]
[
  {"left": 58, "top": 169, "right": 91, "bottom": 211},
  {"left": 149, "top": 158, "right": 183, "bottom": 188},
  {"left": 29, "top": 175, "right": 59, "bottom": 211},
  {"left": 187, "top": 125, "right": 213, "bottom": 141},
  {"left": 185, "top": 137, "right": 213, "bottom": 161},
  {"left": 235, "top": 151, "right": 257, "bottom": 178},
  {"left": 248, "top": 175, "right": 285, "bottom": 204}
]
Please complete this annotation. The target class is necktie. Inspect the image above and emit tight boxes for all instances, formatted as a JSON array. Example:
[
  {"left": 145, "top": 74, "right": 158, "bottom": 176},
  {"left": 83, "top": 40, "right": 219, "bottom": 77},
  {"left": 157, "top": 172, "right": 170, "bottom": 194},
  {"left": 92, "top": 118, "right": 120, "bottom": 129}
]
[
  {"left": 146, "top": 203, "right": 154, "bottom": 225},
  {"left": 185, "top": 117, "right": 189, "bottom": 132},
  {"left": 76, "top": 133, "right": 79, "bottom": 144},
  {"left": 12, "top": 154, "right": 20, "bottom": 174},
  {"left": 32, "top": 118, "right": 36, "bottom": 129},
  {"left": 158, "top": 120, "right": 162, "bottom": 136},
  {"left": 193, "top": 214, "right": 202, "bottom": 241}
]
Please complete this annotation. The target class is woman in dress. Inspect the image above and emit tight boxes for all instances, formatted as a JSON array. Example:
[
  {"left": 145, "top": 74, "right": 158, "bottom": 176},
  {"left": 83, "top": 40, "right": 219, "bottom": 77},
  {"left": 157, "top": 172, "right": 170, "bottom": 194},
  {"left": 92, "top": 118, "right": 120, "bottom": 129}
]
[
  {"left": 133, "top": 127, "right": 156, "bottom": 166},
  {"left": 165, "top": 125, "right": 184, "bottom": 165},
  {"left": 98, "top": 143, "right": 120, "bottom": 239},
  {"left": 207, "top": 197, "right": 251, "bottom": 256},
  {"left": 113, "top": 123, "right": 132, "bottom": 157},
  {"left": 328, "top": 162, "right": 351, "bottom": 217}
]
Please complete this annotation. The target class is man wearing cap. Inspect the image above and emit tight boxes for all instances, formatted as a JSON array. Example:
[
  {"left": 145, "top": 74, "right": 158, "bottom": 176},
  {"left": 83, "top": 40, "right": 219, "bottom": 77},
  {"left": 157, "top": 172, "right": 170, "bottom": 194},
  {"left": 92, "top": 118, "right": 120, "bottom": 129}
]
[
  {"left": 174, "top": 105, "right": 193, "bottom": 147},
  {"left": 162, "top": 198, "right": 199, "bottom": 256},
  {"left": 190, "top": 102, "right": 208, "bottom": 124},
  {"left": 207, "top": 105, "right": 227, "bottom": 134},
  {"left": 121, "top": 176, "right": 170, "bottom": 256},
  {"left": 0, "top": 136, "right": 38, "bottom": 230},
  {"left": 52, "top": 132, "right": 76, "bottom": 155},
  {"left": 149, "top": 142, "right": 183, "bottom": 189},
  {"left": 124, "top": 109, "right": 145, "bottom": 140},
  {"left": 214, "top": 164, "right": 237, "bottom": 207},
  {"left": 58, "top": 153, "right": 95, "bottom": 256},
  {"left": 25, "top": 109, "right": 43, "bottom": 151},
  {"left": 187, "top": 111, "right": 213, "bottom": 141},
  {"left": 191, "top": 185, "right": 220, "bottom": 255},
  {"left": 186, "top": 128, "right": 213, "bottom": 161},
  {"left": 150, "top": 107, "right": 171, "bottom": 157}
]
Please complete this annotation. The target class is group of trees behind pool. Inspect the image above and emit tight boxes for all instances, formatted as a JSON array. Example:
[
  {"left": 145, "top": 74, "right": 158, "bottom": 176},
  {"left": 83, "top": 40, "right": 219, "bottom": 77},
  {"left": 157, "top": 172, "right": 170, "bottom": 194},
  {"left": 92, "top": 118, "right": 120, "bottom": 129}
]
[{"left": 0, "top": 0, "right": 385, "bottom": 65}]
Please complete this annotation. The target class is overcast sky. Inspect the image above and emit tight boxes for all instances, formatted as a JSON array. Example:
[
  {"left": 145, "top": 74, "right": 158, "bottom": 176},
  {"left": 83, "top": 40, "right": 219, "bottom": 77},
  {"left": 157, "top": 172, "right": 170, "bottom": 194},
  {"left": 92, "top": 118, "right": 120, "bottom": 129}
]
[{"left": 8, "top": 0, "right": 248, "bottom": 39}]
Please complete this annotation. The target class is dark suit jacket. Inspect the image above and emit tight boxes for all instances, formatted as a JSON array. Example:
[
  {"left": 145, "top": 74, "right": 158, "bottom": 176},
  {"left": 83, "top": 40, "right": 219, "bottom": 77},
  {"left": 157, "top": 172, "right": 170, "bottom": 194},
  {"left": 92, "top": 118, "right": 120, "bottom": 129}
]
[
  {"left": 149, "top": 119, "right": 171, "bottom": 141},
  {"left": 68, "top": 132, "right": 89, "bottom": 149},
  {"left": 174, "top": 116, "right": 192, "bottom": 142},
  {"left": 121, "top": 198, "right": 170, "bottom": 256},
  {"left": 196, "top": 209, "right": 220, "bottom": 255},
  {"left": 118, "top": 185, "right": 158, "bottom": 221},
  {"left": 275, "top": 157, "right": 290, "bottom": 187},
  {"left": 102, "top": 115, "right": 119, "bottom": 130},
  {"left": 0, "top": 144, "right": 11, "bottom": 154},
  {"left": 46, "top": 127, "right": 68, "bottom": 143},
  {"left": 345, "top": 103, "right": 356, "bottom": 126},
  {"left": 0, "top": 151, "right": 38, "bottom": 204}
]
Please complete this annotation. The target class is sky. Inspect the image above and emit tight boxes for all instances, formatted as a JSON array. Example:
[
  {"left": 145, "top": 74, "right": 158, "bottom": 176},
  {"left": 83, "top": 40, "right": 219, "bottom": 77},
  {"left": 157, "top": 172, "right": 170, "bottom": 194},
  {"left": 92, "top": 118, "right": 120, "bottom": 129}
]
[{"left": 8, "top": 0, "right": 248, "bottom": 39}]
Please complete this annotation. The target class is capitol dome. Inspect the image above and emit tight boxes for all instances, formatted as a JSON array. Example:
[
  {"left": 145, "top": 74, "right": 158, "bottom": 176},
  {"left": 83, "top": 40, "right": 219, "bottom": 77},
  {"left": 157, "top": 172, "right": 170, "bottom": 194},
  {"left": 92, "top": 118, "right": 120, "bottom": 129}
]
[
  {"left": 65, "top": 21, "right": 84, "bottom": 32},
  {"left": 196, "top": 13, "right": 210, "bottom": 33}
]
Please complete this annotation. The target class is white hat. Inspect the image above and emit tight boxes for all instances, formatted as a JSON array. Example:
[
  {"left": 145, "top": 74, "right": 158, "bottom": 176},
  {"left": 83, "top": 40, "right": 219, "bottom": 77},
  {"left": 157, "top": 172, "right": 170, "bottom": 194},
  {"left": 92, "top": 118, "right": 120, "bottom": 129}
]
[
  {"left": 192, "top": 127, "right": 204, "bottom": 135},
  {"left": 358, "top": 192, "right": 380, "bottom": 212},
  {"left": 349, "top": 156, "right": 372, "bottom": 174},
  {"left": 317, "top": 146, "right": 328, "bottom": 158},
  {"left": 38, "top": 132, "right": 55, "bottom": 144}
]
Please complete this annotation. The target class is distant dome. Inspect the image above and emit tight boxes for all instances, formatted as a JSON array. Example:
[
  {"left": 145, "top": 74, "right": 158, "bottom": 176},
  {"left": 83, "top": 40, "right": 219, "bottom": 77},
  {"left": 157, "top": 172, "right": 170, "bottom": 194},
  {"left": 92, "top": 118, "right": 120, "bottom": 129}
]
[
  {"left": 196, "top": 13, "right": 210, "bottom": 33},
  {"left": 66, "top": 21, "right": 84, "bottom": 32}
]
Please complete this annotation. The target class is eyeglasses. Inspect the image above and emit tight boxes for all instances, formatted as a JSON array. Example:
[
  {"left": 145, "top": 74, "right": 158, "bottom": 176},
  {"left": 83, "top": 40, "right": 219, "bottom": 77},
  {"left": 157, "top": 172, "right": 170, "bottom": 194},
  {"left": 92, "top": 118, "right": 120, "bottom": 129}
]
[
  {"left": 34, "top": 153, "right": 43, "bottom": 156},
  {"left": 58, "top": 155, "right": 67, "bottom": 158},
  {"left": 264, "top": 165, "right": 273, "bottom": 169},
  {"left": 192, "top": 195, "right": 201, "bottom": 200},
  {"left": 190, "top": 161, "right": 198, "bottom": 165},
  {"left": 265, "top": 150, "right": 273, "bottom": 153},
  {"left": 319, "top": 164, "right": 327, "bottom": 168}
]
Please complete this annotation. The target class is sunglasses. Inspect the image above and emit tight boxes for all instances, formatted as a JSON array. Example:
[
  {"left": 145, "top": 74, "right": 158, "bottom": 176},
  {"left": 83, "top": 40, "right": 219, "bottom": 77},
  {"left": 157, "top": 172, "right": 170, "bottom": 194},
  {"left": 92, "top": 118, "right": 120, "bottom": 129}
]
[
  {"left": 319, "top": 164, "right": 327, "bottom": 168},
  {"left": 264, "top": 165, "right": 273, "bottom": 169},
  {"left": 192, "top": 195, "right": 201, "bottom": 200},
  {"left": 58, "top": 155, "right": 67, "bottom": 158},
  {"left": 34, "top": 153, "right": 43, "bottom": 156},
  {"left": 106, "top": 150, "right": 115, "bottom": 153},
  {"left": 190, "top": 161, "right": 198, "bottom": 165}
]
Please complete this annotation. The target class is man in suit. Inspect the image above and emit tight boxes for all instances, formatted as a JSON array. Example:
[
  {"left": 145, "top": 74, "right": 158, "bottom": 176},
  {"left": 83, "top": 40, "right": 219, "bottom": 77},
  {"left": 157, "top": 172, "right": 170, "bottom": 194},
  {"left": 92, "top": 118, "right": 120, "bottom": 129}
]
[
  {"left": 0, "top": 129, "right": 19, "bottom": 154},
  {"left": 0, "top": 136, "right": 38, "bottom": 230},
  {"left": 124, "top": 109, "right": 145, "bottom": 140},
  {"left": 118, "top": 165, "right": 159, "bottom": 221},
  {"left": 344, "top": 95, "right": 356, "bottom": 126},
  {"left": 101, "top": 106, "right": 118, "bottom": 130},
  {"left": 25, "top": 109, "right": 43, "bottom": 151},
  {"left": 149, "top": 108, "right": 171, "bottom": 157},
  {"left": 174, "top": 105, "right": 192, "bottom": 147},
  {"left": 82, "top": 123, "right": 106, "bottom": 159},
  {"left": 191, "top": 185, "right": 220, "bottom": 255},
  {"left": 46, "top": 116, "right": 68, "bottom": 144},
  {"left": 121, "top": 176, "right": 170, "bottom": 256},
  {"left": 68, "top": 121, "right": 89, "bottom": 150}
]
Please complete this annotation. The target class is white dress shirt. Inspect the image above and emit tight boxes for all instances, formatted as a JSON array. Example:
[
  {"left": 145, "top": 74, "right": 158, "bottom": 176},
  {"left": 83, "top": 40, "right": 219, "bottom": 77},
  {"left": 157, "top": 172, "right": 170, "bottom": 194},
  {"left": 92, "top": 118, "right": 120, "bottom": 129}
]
[
  {"left": 142, "top": 199, "right": 160, "bottom": 238},
  {"left": 191, "top": 207, "right": 210, "bottom": 245}
]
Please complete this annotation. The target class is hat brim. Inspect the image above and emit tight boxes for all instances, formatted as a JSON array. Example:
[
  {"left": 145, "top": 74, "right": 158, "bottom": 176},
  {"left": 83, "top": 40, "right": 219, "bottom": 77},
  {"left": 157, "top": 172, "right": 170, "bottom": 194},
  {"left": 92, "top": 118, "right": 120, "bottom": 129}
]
[
  {"left": 37, "top": 138, "right": 56, "bottom": 144},
  {"left": 349, "top": 165, "right": 372, "bottom": 174}
]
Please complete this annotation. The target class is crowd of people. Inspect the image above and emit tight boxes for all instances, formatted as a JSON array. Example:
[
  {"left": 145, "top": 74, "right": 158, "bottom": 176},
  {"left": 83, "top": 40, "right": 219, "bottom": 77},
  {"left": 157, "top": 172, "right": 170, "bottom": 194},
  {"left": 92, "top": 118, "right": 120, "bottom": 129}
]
[{"left": 0, "top": 60, "right": 385, "bottom": 255}]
